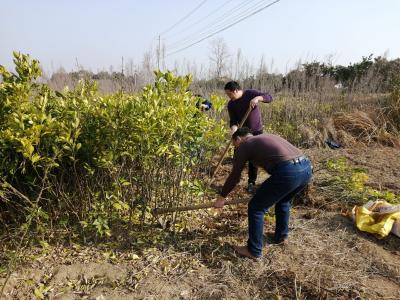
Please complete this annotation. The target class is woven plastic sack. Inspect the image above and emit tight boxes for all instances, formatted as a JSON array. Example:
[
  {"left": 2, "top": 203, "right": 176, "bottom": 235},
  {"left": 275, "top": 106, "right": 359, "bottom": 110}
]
[{"left": 351, "top": 201, "right": 400, "bottom": 238}]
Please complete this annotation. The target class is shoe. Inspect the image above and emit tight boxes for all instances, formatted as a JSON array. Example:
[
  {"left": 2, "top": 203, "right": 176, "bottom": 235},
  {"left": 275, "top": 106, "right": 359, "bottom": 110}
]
[
  {"left": 265, "top": 231, "right": 288, "bottom": 245},
  {"left": 247, "top": 182, "right": 255, "bottom": 193},
  {"left": 274, "top": 238, "right": 288, "bottom": 246},
  {"left": 233, "top": 245, "right": 259, "bottom": 260}
]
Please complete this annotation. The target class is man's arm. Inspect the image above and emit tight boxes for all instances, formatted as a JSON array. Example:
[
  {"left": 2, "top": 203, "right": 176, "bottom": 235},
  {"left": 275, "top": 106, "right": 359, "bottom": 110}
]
[
  {"left": 247, "top": 89, "right": 273, "bottom": 108},
  {"left": 215, "top": 146, "right": 248, "bottom": 207},
  {"left": 228, "top": 104, "right": 239, "bottom": 134}
]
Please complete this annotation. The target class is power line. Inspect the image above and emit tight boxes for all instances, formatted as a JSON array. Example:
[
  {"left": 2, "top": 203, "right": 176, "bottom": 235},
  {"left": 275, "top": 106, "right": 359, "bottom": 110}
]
[
  {"left": 167, "top": 0, "right": 257, "bottom": 50},
  {"left": 166, "top": 0, "right": 281, "bottom": 57},
  {"left": 167, "top": 0, "right": 277, "bottom": 53},
  {"left": 160, "top": 0, "right": 208, "bottom": 36},
  {"left": 163, "top": 0, "right": 235, "bottom": 40},
  {"left": 167, "top": 0, "right": 268, "bottom": 51}
]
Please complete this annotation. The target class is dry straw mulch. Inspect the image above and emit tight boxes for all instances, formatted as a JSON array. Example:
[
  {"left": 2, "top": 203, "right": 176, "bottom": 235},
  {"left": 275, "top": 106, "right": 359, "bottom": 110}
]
[
  {"left": 333, "top": 111, "right": 400, "bottom": 147},
  {"left": 299, "top": 110, "right": 400, "bottom": 148}
]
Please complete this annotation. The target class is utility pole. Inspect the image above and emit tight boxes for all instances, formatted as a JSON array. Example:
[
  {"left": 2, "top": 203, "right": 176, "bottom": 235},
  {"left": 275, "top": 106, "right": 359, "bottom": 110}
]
[
  {"left": 75, "top": 57, "right": 80, "bottom": 70},
  {"left": 157, "top": 34, "right": 161, "bottom": 70},
  {"left": 162, "top": 43, "right": 166, "bottom": 70},
  {"left": 121, "top": 56, "right": 124, "bottom": 75}
]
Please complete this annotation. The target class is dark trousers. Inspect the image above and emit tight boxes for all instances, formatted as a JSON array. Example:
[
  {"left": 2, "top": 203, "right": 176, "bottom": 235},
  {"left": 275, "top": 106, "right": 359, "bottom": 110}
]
[
  {"left": 248, "top": 130, "right": 263, "bottom": 184},
  {"left": 247, "top": 158, "right": 312, "bottom": 257}
]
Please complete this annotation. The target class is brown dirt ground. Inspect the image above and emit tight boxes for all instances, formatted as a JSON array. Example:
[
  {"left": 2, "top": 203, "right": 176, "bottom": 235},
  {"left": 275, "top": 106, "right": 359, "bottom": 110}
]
[{"left": 1, "top": 145, "right": 400, "bottom": 299}]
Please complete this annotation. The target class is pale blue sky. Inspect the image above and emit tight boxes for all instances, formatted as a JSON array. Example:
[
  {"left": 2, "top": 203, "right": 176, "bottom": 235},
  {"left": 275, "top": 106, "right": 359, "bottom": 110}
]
[{"left": 1, "top": 0, "right": 399, "bottom": 74}]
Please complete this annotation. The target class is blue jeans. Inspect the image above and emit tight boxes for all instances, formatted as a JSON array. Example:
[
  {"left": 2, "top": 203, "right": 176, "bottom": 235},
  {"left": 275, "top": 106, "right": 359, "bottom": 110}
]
[{"left": 247, "top": 158, "right": 312, "bottom": 257}]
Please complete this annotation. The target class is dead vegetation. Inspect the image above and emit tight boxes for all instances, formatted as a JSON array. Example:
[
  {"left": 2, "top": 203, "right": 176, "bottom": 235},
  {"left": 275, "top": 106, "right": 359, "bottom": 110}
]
[
  {"left": 297, "top": 110, "right": 400, "bottom": 149},
  {"left": 1, "top": 146, "right": 400, "bottom": 299},
  {"left": 2, "top": 58, "right": 400, "bottom": 298},
  {"left": 3, "top": 49, "right": 400, "bottom": 300},
  {"left": 333, "top": 111, "right": 400, "bottom": 147},
  {"left": 2, "top": 93, "right": 400, "bottom": 298}
]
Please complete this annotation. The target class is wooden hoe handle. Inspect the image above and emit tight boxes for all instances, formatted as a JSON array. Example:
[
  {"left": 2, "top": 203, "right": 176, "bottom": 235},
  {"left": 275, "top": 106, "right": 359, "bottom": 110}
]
[
  {"left": 153, "top": 198, "right": 249, "bottom": 215},
  {"left": 209, "top": 105, "right": 253, "bottom": 182},
  {"left": 153, "top": 105, "right": 253, "bottom": 215}
]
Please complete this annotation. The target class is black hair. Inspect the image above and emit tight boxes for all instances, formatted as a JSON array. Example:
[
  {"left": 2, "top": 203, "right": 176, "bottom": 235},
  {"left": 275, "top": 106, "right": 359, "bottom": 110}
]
[
  {"left": 232, "top": 127, "right": 252, "bottom": 140},
  {"left": 224, "top": 81, "right": 241, "bottom": 91}
]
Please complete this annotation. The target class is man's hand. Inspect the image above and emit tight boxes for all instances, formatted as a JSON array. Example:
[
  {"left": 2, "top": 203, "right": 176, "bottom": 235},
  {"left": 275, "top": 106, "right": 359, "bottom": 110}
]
[
  {"left": 230, "top": 125, "right": 238, "bottom": 136},
  {"left": 214, "top": 196, "right": 225, "bottom": 208},
  {"left": 250, "top": 96, "right": 263, "bottom": 108},
  {"left": 200, "top": 103, "right": 208, "bottom": 111}
]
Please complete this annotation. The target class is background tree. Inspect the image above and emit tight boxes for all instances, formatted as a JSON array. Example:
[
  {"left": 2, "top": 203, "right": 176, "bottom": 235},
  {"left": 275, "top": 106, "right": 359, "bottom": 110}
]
[{"left": 208, "top": 37, "right": 230, "bottom": 79}]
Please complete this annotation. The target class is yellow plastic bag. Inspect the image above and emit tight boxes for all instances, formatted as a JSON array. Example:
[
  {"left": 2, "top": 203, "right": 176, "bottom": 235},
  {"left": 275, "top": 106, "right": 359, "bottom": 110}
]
[{"left": 352, "top": 201, "right": 400, "bottom": 238}]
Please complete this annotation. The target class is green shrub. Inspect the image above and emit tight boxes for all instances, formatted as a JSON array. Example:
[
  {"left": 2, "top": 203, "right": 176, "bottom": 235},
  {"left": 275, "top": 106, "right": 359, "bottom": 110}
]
[{"left": 0, "top": 52, "right": 226, "bottom": 240}]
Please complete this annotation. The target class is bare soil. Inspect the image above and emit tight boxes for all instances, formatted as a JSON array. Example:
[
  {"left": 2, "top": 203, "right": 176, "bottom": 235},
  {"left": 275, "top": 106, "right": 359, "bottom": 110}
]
[{"left": 1, "top": 145, "right": 400, "bottom": 299}]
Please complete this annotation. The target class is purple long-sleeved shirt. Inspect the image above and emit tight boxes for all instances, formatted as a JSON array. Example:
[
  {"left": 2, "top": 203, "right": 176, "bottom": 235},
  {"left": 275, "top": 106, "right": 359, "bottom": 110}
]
[
  {"left": 227, "top": 89, "right": 272, "bottom": 133},
  {"left": 220, "top": 134, "right": 303, "bottom": 197}
]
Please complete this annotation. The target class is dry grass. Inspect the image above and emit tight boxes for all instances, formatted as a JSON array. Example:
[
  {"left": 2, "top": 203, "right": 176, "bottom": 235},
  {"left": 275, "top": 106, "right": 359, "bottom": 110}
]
[
  {"left": 2, "top": 146, "right": 400, "bottom": 299},
  {"left": 333, "top": 111, "right": 400, "bottom": 147},
  {"left": 296, "top": 110, "right": 400, "bottom": 149},
  {"left": 2, "top": 208, "right": 399, "bottom": 299}
]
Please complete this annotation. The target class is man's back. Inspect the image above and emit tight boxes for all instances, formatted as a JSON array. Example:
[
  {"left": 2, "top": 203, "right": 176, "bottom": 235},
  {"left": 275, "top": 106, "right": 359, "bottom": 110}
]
[
  {"left": 238, "top": 134, "right": 302, "bottom": 172},
  {"left": 221, "top": 134, "right": 302, "bottom": 197}
]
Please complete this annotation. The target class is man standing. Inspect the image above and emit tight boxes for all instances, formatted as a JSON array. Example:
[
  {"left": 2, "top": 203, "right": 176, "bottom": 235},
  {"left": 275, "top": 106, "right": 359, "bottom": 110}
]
[
  {"left": 214, "top": 127, "right": 312, "bottom": 259},
  {"left": 224, "top": 81, "right": 273, "bottom": 193}
]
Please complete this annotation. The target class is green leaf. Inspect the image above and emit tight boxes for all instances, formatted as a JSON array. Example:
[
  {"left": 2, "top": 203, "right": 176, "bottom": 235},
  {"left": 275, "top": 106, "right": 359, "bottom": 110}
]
[
  {"left": 39, "top": 240, "right": 49, "bottom": 248},
  {"left": 113, "top": 202, "right": 123, "bottom": 210},
  {"left": 34, "top": 285, "right": 45, "bottom": 299},
  {"left": 31, "top": 153, "right": 41, "bottom": 164}
]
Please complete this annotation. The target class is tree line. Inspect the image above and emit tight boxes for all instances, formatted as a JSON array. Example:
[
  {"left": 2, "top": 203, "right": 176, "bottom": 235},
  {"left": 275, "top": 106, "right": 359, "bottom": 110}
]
[{"left": 47, "top": 53, "right": 400, "bottom": 95}]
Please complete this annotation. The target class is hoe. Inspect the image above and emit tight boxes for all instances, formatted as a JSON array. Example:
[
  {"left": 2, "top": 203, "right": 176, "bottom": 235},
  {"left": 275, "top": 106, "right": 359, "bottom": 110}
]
[{"left": 153, "top": 106, "right": 253, "bottom": 215}]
